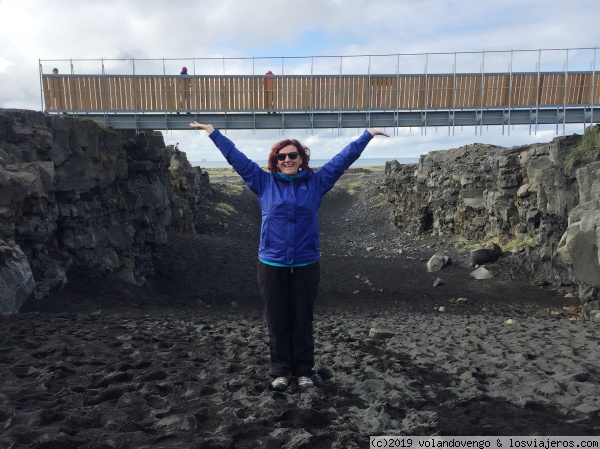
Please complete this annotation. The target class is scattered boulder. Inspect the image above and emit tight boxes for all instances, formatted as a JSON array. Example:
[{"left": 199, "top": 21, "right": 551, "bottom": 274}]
[
  {"left": 470, "top": 266, "right": 494, "bottom": 280},
  {"left": 427, "top": 251, "right": 451, "bottom": 272},
  {"left": 368, "top": 327, "right": 396, "bottom": 339}
]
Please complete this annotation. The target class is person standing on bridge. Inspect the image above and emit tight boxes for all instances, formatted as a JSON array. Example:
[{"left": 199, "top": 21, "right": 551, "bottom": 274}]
[
  {"left": 189, "top": 121, "right": 389, "bottom": 391},
  {"left": 263, "top": 70, "right": 275, "bottom": 112},
  {"left": 178, "top": 67, "right": 190, "bottom": 111}
]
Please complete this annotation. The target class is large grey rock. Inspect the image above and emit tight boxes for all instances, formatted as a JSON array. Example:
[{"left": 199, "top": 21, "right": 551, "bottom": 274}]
[
  {"left": 470, "top": 266, "right": 494, "bottom": 280},
  {"left": 582, "top": 300, "right": 600, "bottom": 320},
  {"left": 576, "top": 161, "right": 600, "bottom": 207},
  {"left": 0, "top": 109, "right": 211, "bottom": 305},
  {"left": 368, "top": 327, "right": 396, "bottom": 339},
  {"left": 470, "top": 242, "right": 503, "bottom": 265},
  {"left": 565, "top": 216, "right": 600, "bottom": 289},
  {"left": 385, "top": 127, "right": 600, "bottom": 301},
  {"left": 0, "top": 162, "right": 54, "bottom": 205},
  {"left": 556, "top": 162, "right": 600, "bottom": 292},
  {"left": 168, "top": 146, "right": 211, "bottom": 233},
  {"left": 427, "top": 251, "right": 451, "bottom": 272}
]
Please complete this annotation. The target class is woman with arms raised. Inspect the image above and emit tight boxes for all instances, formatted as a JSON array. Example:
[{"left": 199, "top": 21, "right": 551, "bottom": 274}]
[{"left": 189, "top": 122, "right": 389, "bottom": 391}]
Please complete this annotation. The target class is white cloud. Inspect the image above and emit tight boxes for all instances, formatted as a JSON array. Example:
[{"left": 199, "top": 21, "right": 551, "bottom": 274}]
[
  {"left": 0, "top": 56, "right": 13, "bottom": 73},
  {"left": 0, "top": 0, "right": 597, "bottom": 160}
]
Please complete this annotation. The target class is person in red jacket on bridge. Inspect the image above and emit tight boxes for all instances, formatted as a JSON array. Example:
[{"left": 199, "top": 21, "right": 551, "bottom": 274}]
[{"left": 262, "top": 70, "right": 275, "bottom": 112}]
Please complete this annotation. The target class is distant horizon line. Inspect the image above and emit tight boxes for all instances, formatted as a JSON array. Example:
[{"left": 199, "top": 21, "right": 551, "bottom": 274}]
[
  {"left": 190, "top": 156, "right": 419, "bottom": 162},
  {"left": 189, "top": 156, "right": 420, "bottom": 168}
]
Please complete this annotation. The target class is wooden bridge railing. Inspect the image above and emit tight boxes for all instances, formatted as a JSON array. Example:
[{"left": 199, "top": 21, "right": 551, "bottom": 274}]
[{"left": 42, "top": 72, "right": 600, "bottom": 113}]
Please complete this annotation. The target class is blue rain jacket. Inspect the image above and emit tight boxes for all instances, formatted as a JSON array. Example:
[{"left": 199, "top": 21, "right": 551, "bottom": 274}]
[{"left": 209, "top": 129, "right": 374, "bottom": 265}]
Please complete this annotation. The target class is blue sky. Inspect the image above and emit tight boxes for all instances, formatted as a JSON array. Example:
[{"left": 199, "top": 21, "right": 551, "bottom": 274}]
[{"left": 0, "top": 0, "right": 598, "bottom": 163}]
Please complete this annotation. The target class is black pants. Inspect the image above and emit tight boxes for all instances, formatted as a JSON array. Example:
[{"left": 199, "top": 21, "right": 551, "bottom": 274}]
[{"left": 257, "top": 261, "right": 320, "bottom": 378}]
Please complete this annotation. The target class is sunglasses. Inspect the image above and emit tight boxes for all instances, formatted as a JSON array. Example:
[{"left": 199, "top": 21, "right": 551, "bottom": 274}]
[{"left": 276, "top": 152, "right": 300, "bottom": 161}]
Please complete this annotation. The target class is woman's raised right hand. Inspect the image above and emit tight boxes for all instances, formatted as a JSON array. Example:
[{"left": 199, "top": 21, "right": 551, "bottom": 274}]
[{"left": 189, "top": 122, "right": 214, "bottom": 134}]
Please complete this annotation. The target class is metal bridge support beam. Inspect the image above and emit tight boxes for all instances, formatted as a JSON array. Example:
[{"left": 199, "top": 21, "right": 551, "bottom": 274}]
[{"left": 78, "top": 108, "right": 600, "bottom": 131}]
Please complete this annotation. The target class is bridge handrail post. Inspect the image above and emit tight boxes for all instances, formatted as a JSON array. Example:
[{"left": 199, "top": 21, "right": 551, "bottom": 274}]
[
  {"left": 68, "top": 58, "right": 74, "bottom": 114},
  {"left": 281, "top": 56, "right": 285, "bottom": 129},
  {"left": 252, "top": 57, "right": 256, "bottom": 131},
  {"left": 282, "top": 56, "right": 285, "bottom": 117},
  {"left": 451, "top": 52, "right": 457, "bottom": 136},
  {"left": 563, "top": 48, "right": 569, "bottom": 135},
  {"left": 507, "top": 50, "right": 513, "bottom": 135},
  {"left": 395, "top": 54, "right": 400, "bottom": 135},
  {"left": 423, "top": 53, "right": 428, "bottom": 135},
  {"left": 338, "top": 55, "right": 343, "bottom": 134},
  {"left": 100, "top": 59, "right": 105, "bottom": 121},
  {"left": 535, "top": 50, "right": 541, "bottom": 134},
  {"left": 367, "top": 55, "right": 371, "bottom": 128},
  {"left": 132, "top": 58, "right": 139, "bottom": 132},
  {"left": 162, "top": 59, "right": 168, "bottom": 129},
  {"left": 38, "top": 59, "right": 44, "bottom": 113},
  {"left": 193, "top": 58, "right": 197, "bottom": 112},
  {"left": 479, "top": 51, "right": 485, "bottom": 136},
  {"left": 591, "top": 47, "right": 597, "bottom": 128},
  {"left": 310, "top": 57, "right": 314, "bottom": 131}
]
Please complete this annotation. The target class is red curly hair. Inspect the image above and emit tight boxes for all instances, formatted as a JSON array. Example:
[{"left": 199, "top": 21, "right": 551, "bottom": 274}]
[{"left": 267, "top": 139, "right": 311, "bottom": 173}]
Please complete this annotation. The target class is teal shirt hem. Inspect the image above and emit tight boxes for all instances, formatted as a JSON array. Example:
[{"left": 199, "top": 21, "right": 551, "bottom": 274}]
[{"left": 276, "top": 172, "right": 301, "bottom": 181}]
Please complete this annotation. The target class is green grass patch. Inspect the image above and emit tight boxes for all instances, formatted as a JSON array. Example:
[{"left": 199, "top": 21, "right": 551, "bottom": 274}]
[
  {"left": 502, "top": 235, "right": 537, "bottom": 252},
  {"left": 216, "top": 183, "right": 244, "bottom": 195},
  {"left": 345, "top": 181, "right": 363, "bottom": 196},
  {"left": 461, "top": 235, "right": 537, "bottom": 252},
  {"left": 214, "top": 202, "right": 236, "bottom": 216},
  {"left": 566, "top": 126, "right": 600, "bottom": 169},
  {"left": 204, "top": 167, "right": 237, "bottom": 176}
]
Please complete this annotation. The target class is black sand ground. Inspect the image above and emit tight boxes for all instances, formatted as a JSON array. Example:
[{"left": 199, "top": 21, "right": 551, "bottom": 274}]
[{"left": 2, "top": 169, "right": 599, "bottom": 448}]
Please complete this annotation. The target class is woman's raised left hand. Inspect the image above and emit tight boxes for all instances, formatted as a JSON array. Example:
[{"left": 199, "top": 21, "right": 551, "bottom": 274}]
[{"left": 368, "top": 128, "right": 390, "bottom": 137}]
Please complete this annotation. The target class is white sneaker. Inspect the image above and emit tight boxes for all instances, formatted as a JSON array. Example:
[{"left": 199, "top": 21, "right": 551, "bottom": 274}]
[
  {"left": 297, "top": 376, "right": 315, "bottom": 389},
  {"left": 271, "top": 376, "right": 289, "bottom": 391}
]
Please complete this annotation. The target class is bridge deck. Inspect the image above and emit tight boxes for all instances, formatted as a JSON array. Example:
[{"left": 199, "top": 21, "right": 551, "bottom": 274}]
[{"left": 42, "top": 72, "right": 599, "bottom": 113}]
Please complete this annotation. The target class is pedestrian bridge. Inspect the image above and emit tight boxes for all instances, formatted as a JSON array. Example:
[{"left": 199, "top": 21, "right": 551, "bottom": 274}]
[{"left": 40, "top": 49, "right": 599, "bottom": 132}]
